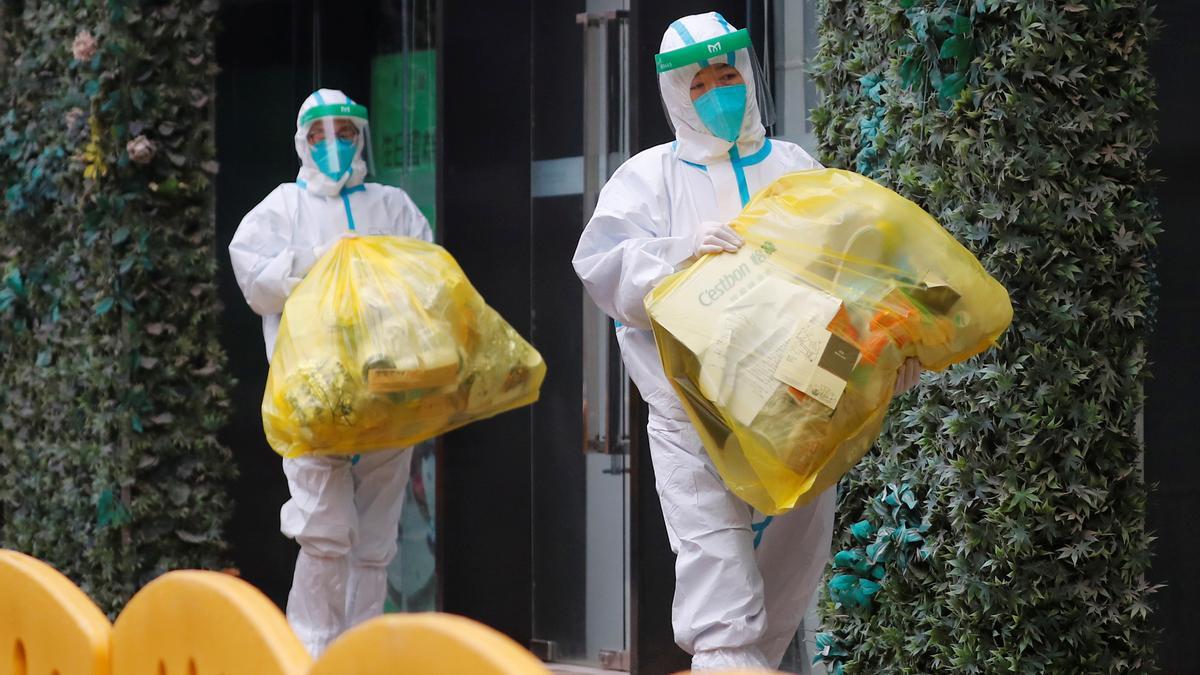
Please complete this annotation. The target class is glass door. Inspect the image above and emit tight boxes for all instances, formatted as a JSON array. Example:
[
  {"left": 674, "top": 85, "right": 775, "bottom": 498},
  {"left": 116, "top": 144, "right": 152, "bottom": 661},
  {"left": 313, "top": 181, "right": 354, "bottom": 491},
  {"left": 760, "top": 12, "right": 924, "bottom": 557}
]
[
  {"left": 370, "top": 0, "right": 440, "bottom": 613},
  {"left": 529, "top": 1, "right": 633, "bottom": 668}
]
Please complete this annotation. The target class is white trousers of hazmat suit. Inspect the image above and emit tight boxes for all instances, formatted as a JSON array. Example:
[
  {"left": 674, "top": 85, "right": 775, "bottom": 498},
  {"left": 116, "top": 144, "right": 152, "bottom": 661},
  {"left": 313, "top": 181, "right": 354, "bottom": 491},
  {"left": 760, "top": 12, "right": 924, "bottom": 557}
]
[
  {"left": 229, "top": 89, "right": 433, "bottom": 657},
  {"left": 572, "top": 14, "right": 835, "bottom": 671}
]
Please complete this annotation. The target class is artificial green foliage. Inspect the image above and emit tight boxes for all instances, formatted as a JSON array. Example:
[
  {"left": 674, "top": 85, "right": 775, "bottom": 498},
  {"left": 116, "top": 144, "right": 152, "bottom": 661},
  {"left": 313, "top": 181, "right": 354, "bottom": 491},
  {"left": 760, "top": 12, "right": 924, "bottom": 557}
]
[
  {"left": 813, "top": 632, "right": 850, "bottom": 675},
  {"left": 818, "top": 483, "right": 932, "bottom": 674},
  {"left": 812, "top": 0, "right": 1160, "bottom": 672},
  {"left": 0, "top": 0, "right": 233, "bottom": 614}
]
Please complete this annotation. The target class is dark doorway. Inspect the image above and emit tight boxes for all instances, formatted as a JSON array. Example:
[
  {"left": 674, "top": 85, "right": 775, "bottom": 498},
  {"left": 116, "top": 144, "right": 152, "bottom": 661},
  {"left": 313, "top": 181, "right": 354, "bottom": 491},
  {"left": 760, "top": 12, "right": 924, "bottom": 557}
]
[
  {"left": 215, "top": 0, "right": 417, "bottom": 608},
  {"left": 1146, "top": 3, "right": 1200, "bottom": 672}
]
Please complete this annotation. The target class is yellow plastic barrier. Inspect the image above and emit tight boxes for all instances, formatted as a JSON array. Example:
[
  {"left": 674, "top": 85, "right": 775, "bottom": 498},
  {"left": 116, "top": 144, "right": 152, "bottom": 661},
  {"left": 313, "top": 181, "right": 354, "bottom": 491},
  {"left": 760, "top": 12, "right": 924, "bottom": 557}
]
[
  {"left": 310, "top": 613, "right": 551, "bottom": 675},
  {"left": 0, "top": 549, "right": 111, "bottom": 675},
  {"left": 1, "top": 554, "right": 551, "bottom": 675},
  {"left": 111, "top": 570, "right": 310, "bottom": 675}
]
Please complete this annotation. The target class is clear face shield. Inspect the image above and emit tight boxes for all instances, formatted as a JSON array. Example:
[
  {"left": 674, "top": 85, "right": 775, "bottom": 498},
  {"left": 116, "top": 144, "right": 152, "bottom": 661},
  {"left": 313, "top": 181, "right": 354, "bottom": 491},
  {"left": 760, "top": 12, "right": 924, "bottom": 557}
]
[
  {"left": 655, "top": 28, "right": 776, "bottom": 140},
  {"left": 301, "top": 102, "right": 376, "bottom": 180}
]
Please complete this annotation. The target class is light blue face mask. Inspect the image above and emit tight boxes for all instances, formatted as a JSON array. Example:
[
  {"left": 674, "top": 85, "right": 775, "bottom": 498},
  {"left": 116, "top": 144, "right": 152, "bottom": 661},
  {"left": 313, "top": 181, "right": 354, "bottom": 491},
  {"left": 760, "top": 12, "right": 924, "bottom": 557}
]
[
  {"left": 311, "top": 137, "right": 359, "bottom": 180},
  {"left": 693, "top": 83, "right": 747, "bottom": 142}
]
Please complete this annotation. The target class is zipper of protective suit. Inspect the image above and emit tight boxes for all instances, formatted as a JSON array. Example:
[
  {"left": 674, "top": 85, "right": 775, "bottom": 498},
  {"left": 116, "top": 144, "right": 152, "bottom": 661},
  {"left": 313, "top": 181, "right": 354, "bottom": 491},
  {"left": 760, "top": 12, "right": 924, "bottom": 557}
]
[{"left": 341, "top": 184, "right": 364, "bottom": 231}]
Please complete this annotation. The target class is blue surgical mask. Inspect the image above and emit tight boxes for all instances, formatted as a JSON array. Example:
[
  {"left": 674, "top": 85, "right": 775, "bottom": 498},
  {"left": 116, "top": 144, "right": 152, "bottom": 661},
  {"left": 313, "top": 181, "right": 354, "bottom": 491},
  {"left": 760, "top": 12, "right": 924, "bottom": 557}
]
[
  {"left": 693, "top": 83, "right": 747, "bottom": 142},
  {"left": 311, "top": 137, "right": 359, "bottom": 180}
]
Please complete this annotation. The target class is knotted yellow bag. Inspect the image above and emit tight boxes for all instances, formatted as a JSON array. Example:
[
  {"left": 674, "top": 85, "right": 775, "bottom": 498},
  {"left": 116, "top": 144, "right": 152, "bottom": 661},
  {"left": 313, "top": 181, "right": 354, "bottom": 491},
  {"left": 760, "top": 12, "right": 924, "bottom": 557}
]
[{"left": 264, "top": 236, "right": 545, "bottom": 458}]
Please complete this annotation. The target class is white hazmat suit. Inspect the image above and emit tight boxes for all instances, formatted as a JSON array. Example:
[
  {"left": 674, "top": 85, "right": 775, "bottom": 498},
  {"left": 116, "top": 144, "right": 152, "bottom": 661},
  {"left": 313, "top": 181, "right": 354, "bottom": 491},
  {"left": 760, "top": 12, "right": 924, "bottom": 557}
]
[
  {"left": 229, "top": 89, "right": 432, "bottom": 657},
  {"left": 573, "top": 14, "right": 835, "bottom": 670}
]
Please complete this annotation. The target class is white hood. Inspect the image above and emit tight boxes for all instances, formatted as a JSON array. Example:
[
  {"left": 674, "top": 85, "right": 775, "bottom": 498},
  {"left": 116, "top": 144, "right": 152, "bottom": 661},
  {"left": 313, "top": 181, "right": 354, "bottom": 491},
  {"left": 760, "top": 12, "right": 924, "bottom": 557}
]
[
  {"left": 658, "top": 13, "right": 767, "bottom": 165},
  {"left": 293, "top": 88, "right": 369, "bottom": 196}
]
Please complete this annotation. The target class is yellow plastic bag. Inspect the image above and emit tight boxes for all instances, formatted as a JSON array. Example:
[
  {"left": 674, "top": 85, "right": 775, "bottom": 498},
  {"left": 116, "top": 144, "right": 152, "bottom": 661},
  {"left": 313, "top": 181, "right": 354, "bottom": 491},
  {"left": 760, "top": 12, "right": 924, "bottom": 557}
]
[
  {"left": 645, "top": 169, "right": 1012, "bottom": 515},
  {"left": 263, "top": 236, "right": 546, "bottom": 458}
]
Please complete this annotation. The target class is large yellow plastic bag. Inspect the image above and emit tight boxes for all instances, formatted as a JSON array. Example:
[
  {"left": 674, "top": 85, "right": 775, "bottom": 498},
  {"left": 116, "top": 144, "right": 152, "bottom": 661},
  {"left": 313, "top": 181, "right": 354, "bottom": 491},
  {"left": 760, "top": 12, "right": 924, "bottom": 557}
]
[
  {"left": 263, "top": 236, "right": 546, "bottom": 458},
  {"left": 645, "top": 169, "right": 1012, "bottom": 514}
]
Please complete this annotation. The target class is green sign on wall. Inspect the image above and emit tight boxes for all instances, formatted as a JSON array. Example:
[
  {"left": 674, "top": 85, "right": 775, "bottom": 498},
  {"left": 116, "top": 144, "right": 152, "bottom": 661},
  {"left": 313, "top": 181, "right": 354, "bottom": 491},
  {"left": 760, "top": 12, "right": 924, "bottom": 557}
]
[{"left": 371, "top": 49, "right": 436, "bottom": 225}]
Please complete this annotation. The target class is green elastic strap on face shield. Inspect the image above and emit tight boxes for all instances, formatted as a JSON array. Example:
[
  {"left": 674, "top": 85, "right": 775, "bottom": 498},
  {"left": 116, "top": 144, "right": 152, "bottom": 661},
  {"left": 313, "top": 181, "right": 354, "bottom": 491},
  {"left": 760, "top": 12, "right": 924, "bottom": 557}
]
[
  {"left": 300, "top": 102, "right": 369, "bottom": 127},
  {"left": 654, "top": 28, "right": 751, "bottom": 73}
]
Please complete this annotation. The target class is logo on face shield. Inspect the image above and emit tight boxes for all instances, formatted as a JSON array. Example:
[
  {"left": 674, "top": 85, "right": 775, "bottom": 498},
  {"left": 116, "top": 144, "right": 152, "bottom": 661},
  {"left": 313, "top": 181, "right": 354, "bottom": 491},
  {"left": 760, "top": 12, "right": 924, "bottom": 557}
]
[{"left": 708, "top": 42, "right": 721, "bottom": 53}]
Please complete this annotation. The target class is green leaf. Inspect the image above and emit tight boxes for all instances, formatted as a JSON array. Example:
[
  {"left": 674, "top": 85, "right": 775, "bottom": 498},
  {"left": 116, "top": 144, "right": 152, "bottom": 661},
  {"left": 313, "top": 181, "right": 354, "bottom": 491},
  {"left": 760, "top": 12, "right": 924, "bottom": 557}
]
[
  {"left": 112, "top": 226, "right": 131, "bottom": 245},
  {"left": 953, "top": 14, "right": 973, "bottom": 36},
  {"left": 851, "top": 520, "right": 875, "bottom": 542},
  {"left": 927, "top": 64, "right": 944, "bottom": 89},
  {"left": 4, "top": 268, "right": 24, "bottom": 297},
  {"left": 939, "top": 72, "right": 967, "bottom": 100},
  {"left": 899, "top": 56, "right": 921, "bottom": 90},
  {"left": 912, "top": 16, "right": 929, "bottom": 42},
  {"left": 94, "top": 297, "right": 116, "bottom": 315},
  {"left": 939, "top": 36, "right": 971, "bottom": 60},
  {"left": 109, "top": 0, "right": 127, "bottom": 22},
  {"left": 96, "top": 489, "right": 132, "bottom": 528},
  {"left": 156, "top": 176, "right": 180, "bottom": 195}
]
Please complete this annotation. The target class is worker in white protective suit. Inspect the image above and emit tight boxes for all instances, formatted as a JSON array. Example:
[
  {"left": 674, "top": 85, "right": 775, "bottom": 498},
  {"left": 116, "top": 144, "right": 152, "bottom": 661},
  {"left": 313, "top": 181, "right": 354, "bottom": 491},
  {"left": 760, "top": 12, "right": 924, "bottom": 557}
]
[
  {"left": 573, "top": 14, "right": 922, "bottom": 670},
  {"left": 229, "top": 89, "right": 432, "bottom": 657}
]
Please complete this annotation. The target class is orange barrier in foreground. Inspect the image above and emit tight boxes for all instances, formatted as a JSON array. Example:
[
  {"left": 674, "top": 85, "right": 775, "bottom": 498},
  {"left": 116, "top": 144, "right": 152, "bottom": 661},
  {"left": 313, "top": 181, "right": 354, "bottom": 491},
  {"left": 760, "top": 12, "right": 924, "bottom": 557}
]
[
  {"left": 2, "top": 549, "right": 554, "bottom": 675},
  {"left": 0, "top": 549, "right": 111, "bottom": 675}
]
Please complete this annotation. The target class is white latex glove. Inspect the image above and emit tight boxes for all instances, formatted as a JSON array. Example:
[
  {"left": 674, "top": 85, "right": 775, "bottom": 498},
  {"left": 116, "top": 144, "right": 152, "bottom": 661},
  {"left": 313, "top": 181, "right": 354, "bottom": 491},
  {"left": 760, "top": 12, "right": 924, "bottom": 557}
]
[
  {"left": 313, "top": 230, "right": 358, "bottom": 261},
  {"left": 693, "top": 221, "right": 743, "bottom": 256},
  {"left": 893, "top": 357, "right": 922, "bottom": 396}
]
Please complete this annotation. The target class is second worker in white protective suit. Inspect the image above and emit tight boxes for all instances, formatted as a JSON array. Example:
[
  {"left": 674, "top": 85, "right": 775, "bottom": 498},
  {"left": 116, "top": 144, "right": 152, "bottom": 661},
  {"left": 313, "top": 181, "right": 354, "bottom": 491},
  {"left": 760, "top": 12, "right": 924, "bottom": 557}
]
[
  {"left": 229, "top": 89, "right": 433, "bottom": 657},
  {"left": 573, "top": 14, "right": 921, "bottom": 671}
]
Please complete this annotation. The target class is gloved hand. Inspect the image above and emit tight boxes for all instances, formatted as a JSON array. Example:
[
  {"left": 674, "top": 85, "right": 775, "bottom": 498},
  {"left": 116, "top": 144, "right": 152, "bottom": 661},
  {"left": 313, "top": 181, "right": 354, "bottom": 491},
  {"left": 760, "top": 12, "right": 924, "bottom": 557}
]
[
  {"left": 692, "top": 221, "right": 743, "bottom": 256},
  {"left": 893, "top": 357, "right": 922, "bottom": 396},
  {"left": 313, "top": 231, "right": 358, "bottom": 261}
]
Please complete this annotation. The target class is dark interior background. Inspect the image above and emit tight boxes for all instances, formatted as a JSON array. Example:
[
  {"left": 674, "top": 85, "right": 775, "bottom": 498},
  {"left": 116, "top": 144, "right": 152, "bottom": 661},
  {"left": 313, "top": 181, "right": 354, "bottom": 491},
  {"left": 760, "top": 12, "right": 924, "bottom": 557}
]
[{"left": 215, "top": 0, "right": 378, "bottom": 608}]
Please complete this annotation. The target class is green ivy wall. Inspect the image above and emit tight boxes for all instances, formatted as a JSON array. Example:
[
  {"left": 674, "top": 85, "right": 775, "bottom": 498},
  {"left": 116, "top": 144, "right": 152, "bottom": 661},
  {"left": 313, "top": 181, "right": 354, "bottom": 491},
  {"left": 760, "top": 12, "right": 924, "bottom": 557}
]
[
  {"left": 811, "top": 0, "right": 1160, "bottom": 672},
  {"left": 0, "top": 0, "right": 233, "bottom": 614}
]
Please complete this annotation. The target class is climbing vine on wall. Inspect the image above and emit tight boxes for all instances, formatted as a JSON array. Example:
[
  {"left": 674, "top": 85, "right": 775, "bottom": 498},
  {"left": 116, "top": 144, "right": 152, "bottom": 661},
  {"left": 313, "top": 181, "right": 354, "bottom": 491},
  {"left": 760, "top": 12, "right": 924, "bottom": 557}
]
[
  {"left": 0, "top": 0, "right": 233, "bottom": 614},
  {"left": 812, "top": 0, "right": 1160, "bottom": 671}
]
